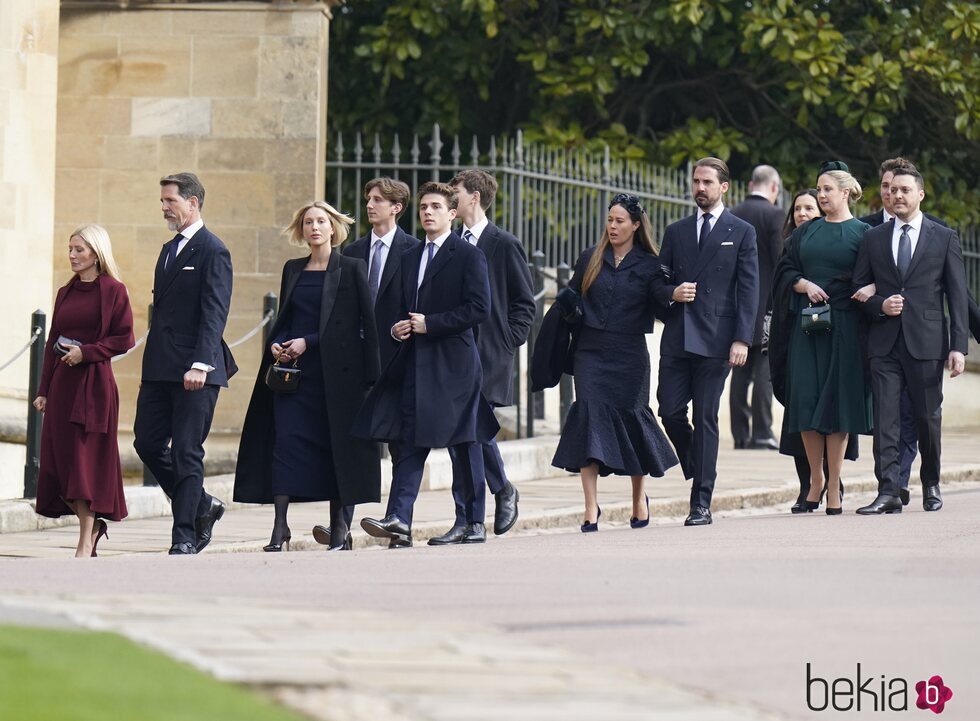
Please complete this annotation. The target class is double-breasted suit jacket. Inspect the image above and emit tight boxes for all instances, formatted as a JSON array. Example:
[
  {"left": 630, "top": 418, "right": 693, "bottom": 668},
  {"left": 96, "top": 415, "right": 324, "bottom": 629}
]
[
  {"left": 234, "top": 252, "right": 381, "bottom": 505},
  {"left": 142, "top": 225, "right": 236, "bottom": 386},
  {"left": 354, "top": 232, "right": 492, "bottom": 449},
  {"left": 343, "top": 226, "right": 419, "bottom": 369},
  {"left": 653, "top": 209, "right": 760, "bottom": 358},
  {"left": 473, "top": 222, "right": 535, "bottom": 407}
]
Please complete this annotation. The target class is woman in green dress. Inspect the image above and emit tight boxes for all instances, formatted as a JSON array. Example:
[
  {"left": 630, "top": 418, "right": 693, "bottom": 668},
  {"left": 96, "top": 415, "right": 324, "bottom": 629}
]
[{"left": 771, "top": 161, "right": 872, "bottom": 515}]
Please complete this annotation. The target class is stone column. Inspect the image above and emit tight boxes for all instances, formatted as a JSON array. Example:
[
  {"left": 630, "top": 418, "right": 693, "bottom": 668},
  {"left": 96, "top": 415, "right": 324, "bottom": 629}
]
[{"left": 56, "top": 1, "right": 336, "bottom": 440}]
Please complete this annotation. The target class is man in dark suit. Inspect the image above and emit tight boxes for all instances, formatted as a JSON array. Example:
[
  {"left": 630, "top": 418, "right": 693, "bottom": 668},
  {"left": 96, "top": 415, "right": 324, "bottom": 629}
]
[
  {"left": 134, "top": 173, "right": 235, "bottom": 554},
  {"left": 433, "top": 169, "right": 535, "bottom": 542},
  {"left": 853, "top": 166, "right": 969, "bottom": 514},
  {"left": 357, "top": 182, "right": 492, "bottom": 547},
  {"left": 653, "top": 157, "right": 759, "bottom": 526},
  {"left": 729, "top": 164, "right": 783, "bottom": 451}
]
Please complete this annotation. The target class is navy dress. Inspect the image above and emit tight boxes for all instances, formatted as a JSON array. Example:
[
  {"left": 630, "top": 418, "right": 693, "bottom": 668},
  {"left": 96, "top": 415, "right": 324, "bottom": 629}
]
[
  {"left": 552, "top": 246, "right": 678, "bottom": 477},
  {"left": 271, "top": 271, "right": 338, "bottom": 501}
]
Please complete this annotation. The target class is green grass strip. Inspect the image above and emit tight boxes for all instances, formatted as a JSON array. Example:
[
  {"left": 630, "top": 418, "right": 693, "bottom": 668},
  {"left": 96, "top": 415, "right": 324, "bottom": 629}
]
[{"left": 0, "top": 625, "right": 310, "bottom": 721}]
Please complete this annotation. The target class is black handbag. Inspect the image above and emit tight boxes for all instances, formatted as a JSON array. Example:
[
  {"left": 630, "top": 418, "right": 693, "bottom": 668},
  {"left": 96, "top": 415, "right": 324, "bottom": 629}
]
[
  {"left": 801, "top": 303, "right": 832, "bottom": 334},
  {"left": 264, "top": 358, "right": 301, "bottom": 393}
]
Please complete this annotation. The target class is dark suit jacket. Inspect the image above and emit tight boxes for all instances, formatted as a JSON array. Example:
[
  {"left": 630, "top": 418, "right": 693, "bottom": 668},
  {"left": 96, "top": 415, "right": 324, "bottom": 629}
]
[
  {"left": 853, "top": 217, "right": 969, "bottom": 360},
  {"left": 343, "top": 226, "right": 419, "bottom": 369},
  {"left": 471, "top": 222, "right": 535, "bottom": 406},
  {"left": 653, "top": 209, "right": 760, "bottom": 358},
  {"left": 570, "top": 245, "right": 662, "bottom": 333},
  {"left": 234, "top": 252, "right": 381, "bottom": 505},
  {"left": 859, "top": 209, "right": 947, "bottom": 229},
  {"left": 354, "top": 232, "right": 493, "bottom": 448},
  {"left": 731, "top": 195, "right": 784, "bottom": 345},
  {"left": 141, "top": 224, "right": 236, "bottom": 386}
]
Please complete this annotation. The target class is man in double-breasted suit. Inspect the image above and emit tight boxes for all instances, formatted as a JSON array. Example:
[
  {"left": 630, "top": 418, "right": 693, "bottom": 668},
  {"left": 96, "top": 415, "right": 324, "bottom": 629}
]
[
  {"left": 134, "top": 172, "right": 236, "bottom": 555},
  {"left": 729, "top": 165, "right": 783, "bottom": 451},
  {"left": 441, "top": 169, "right": 535, "bottom": 541},
  {"left": 653, "top": 158, "right": 759, "bottom": 526},
  {"left": 853, "top": 167, "right": 969, "bottom": 514},
  {"left": 356, "top": 181, "right": 492, "bottom": 547}
]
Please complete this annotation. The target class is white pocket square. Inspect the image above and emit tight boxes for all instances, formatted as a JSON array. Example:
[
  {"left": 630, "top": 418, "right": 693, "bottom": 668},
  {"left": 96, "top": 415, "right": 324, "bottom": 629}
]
[
  {"left": 721, "top": 241, "right": 734, "bottom": 246},
  {"left": 181, "top": 266, "right": 195, "bottom": 270}
]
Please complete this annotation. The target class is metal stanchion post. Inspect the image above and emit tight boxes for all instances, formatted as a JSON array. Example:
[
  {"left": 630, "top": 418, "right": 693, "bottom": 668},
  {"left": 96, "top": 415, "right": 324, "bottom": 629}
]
[
  {"left": 23, "top": 310, "right": 45, "bottom": 499},
  {"left": 531, "top": 250, "right": 546, "bottom": 421},
  {"left": 556, "top": 262, "right": 573, "bottom": 428},
  {"left": 262, "top": 292, "right": 278, "bottom": 350}
]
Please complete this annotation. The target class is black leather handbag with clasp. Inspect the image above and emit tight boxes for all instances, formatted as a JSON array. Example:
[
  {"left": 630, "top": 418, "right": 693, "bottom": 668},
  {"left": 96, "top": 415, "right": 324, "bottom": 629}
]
[
  {"left": 801, "top": 303, "right": 832, "bottom": 334},
  {"left": 264, "top": 358, "right": 301, "bottom": 393}
]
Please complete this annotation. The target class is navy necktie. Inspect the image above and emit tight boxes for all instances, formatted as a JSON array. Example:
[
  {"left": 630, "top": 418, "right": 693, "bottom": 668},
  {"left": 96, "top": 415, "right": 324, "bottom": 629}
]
[
  {"left": 165, "top": 234, "right": 182, "bottom": 269},
  {"left": 368, "top": 238, "right": 384, "bottom": 303},
  {"left": 698, "top": 213, "right": 711, "bottom": 252},
  {"left": 897, "top": 224, "right": 912, "bottom": 278},
  {"left": 462, "top": 228, "right": 476, "bottom": 245}
]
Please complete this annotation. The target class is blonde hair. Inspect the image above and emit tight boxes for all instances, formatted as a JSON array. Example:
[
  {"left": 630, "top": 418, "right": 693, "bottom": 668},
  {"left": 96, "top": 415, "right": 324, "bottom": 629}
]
[
  {"left": 822, "top": 170, "right": 863, "bottom": 203},
  {"left": 70, "top": 224, "right": 122, "bottom": 281},
  {"left": 284, "top": 201, "right": 354, "bottom": 248},
  {"left": 581, "top": 211, "right": 656, "bottom": 297}
]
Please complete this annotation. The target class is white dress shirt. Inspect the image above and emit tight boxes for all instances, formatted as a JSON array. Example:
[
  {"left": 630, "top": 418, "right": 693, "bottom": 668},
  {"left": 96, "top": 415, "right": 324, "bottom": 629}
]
[
  {"left": 369, "top": 226, "right": 397, "bottom": 280},
  {"left": 417, "top": 231, "right": 450, "bottom": 287},
  {"left": 696, "top": 202, "right": 725, "bottom": 240},
  {"left": 891, "top": 212, "right": 923, "bottom": 265},
  {"left": 461, "top": 217, "right": 489, "bottom": 245},
  {"left": 169, "top": 218, "right": 204, "bottom": 266}
]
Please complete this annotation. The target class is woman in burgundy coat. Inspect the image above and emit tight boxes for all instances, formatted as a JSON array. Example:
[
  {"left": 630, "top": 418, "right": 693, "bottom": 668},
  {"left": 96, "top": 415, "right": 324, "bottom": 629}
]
[{"left": 33, "top": 224, "right": 135, "bottom": 557}]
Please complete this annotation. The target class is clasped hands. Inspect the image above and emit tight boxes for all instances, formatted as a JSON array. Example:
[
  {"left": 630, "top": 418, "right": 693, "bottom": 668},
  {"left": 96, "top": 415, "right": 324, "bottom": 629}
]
[{"left": 391, "top": 313, "right": 427, "bottom": 341}]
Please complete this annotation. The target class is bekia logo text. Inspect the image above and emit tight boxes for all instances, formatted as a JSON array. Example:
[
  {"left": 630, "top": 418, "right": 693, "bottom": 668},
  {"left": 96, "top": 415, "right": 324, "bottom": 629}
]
[{"left": 806, "top": 664, "right": 953, "bottom": 713}]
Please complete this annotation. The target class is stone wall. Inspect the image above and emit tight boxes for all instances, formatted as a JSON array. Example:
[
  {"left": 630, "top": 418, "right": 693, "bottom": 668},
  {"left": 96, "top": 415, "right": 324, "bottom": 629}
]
[
  {"left": 0, "top": 0, "right": 60, "bottom": 498},
  {"left": 56, "top": 2, "right": 333, "bottom": 435}
]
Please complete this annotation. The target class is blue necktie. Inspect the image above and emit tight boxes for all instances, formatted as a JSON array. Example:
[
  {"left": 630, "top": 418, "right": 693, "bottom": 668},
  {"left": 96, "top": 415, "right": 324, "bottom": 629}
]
[
  {"left": 165, "top": 234, "right": 182, "bottom": 269},
  {"left": 368, "top": 239, "right": 384, "bottom": 303},
  {"left": 414, "top": 241, "right": 436, "bottom": 310},
  {"left": 462, "top": 228, "right": 476, "bottom": 245},
  {"left": 698, "top": 213, "right": 711, "bottom": 253}
]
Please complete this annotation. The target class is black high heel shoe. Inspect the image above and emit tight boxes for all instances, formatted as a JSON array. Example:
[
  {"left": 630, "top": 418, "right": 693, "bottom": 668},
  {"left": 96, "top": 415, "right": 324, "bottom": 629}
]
[
  {"left": 581, "top": 507, "right": 601, "bottom": 533},
  {"left": 630, "top": 495, "right": 650, "bottom": 529},
  {"left": 328, "top": 531, "right": 353, "bottom": 551},
  {"left": 826, "top": 506, "right": 843, "bottom": 516},
  {"left": 263, "top": 528, "right": 291, "bottom": 552},
  {"left": 804, "top": 500, "right": 820, "bottom": 512},
  {"left": 91, "top": 519, "right": 108, "bottom": 558}
]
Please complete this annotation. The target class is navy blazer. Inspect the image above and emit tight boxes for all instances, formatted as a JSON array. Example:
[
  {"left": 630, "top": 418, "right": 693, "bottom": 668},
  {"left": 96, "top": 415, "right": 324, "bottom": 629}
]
[
  {"left": 343, "top": 226, "right": 419, "bottom": 369},
  {"left": 731, "top": 195, "right": 784, "bottom": 345},
  {"left": 570, "top": 246, "right": 662, "bottom": 334},
  {"left": 141, "top": 224, "right": 235, "bottom": 386},
  {"left": 853, "top": 217, "right": 969, "bottom": 360},
  {"left": 354, "top": 232, "right": 493, "bottom": 448},
  {"left": 472, "top": 222, "right": 535, "bottom": 407},
  {"left": 653, "top": 209, "right": 759, "bottom": 358}
]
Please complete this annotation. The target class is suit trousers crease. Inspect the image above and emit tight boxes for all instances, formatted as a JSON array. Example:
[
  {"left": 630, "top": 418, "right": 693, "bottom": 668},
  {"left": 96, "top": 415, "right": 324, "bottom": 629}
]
[
  {"left": 134, "top": 381, "right": 218, "bottom": 545},
  {"left": 729, "top": 345, "right": 774, "bottom": 444},
  {"left": 448, "top": 437, "right": 507, "bottom": 525},
  {"left": 870, "top": 332, "right": 943, "bottom": 496}
]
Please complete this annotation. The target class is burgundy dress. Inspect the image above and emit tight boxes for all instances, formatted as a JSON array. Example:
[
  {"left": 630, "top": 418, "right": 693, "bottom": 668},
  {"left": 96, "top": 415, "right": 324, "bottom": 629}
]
[{"left": 35, "top": 276, "right": 135, "bottom": 521}]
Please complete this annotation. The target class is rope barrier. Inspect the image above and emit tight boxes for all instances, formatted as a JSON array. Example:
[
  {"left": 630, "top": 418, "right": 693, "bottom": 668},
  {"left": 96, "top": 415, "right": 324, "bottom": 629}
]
[
  {"left": 0, "top": 326, "right": 42, "bottom": 372},
  {"left": 228, "top": 310, "right": 274, "bottom": 349},
  {"left": 110, "top": 330, "right": 149, "bottom": 363}
]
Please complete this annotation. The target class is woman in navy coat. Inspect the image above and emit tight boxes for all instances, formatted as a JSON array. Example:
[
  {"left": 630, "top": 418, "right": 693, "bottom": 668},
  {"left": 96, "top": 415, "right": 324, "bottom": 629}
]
[{"left": 552, "top": 194, "right": 678, "bottom": 532}]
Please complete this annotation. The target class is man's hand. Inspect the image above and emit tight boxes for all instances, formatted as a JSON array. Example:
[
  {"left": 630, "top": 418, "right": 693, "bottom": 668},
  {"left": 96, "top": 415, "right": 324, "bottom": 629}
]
[
  {"left": 729, "top": 341, "right": 749, "bottom": 367},
  {"left": 948, "top": 351, "right": 966, "bottom": 378},
  {"left": 391, "top": 319, "right": 412, "bottom": 341},
  {"left": 882, "top": 294, "right": 904, "bottom": 317},
  {"left": 409, "top": 312, "right": 427, "bottom": 334},
  {"left": 851, "top": 283, "right": 877, "bottom": 302},
  {"left": 671, "top": 282, "right": 697, "bottom": 303},
  {"left": 184, "top": 368, "right": 207, "bottom": 391},
  {"left": 32, "top": 396, "right": 46, "bottom": 413}
]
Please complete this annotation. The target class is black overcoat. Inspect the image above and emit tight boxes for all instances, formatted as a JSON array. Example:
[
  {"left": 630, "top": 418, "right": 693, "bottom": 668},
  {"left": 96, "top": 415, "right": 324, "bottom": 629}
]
[{"left": 233, "top": 252, "right": 381, "bottom": 505}]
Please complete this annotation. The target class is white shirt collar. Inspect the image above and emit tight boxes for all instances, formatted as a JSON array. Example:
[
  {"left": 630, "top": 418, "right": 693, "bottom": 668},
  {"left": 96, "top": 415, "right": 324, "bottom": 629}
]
[
  {"left": 895, "top": 212, "right": 923, "bottom": 232},
  {"left": 371, "top": 226, "right": 397, "bottom": 247},
  {"left": 882, "top": 208, "right": 893, "bottom": 223},
  {"left": 700, "top": 202, "right": 724, "bottom": 220},
  {"left": 178, "top": 218, "right": 204, "bottom": 241},
  {"left": 463, "top": 217, "right": 489, "bottom": 241},
  {"left": 426, "top": 230, "right": 451, "bottom": 247}
]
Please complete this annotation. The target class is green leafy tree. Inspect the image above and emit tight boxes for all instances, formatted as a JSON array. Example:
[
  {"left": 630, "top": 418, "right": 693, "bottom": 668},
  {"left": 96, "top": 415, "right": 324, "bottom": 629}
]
[{"left": 329, "top": 0, "right": 980, "bottom": 223}]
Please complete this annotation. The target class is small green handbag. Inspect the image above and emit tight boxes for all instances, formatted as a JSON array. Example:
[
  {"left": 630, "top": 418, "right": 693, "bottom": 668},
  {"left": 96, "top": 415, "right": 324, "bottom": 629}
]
[{"left": 801, "top": 303, "right": 832, "bottom": 334}]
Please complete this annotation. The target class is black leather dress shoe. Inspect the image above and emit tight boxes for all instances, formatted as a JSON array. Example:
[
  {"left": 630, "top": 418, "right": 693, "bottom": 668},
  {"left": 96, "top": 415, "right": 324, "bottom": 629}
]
[
  {"left": 312, "top": 525, "right": 332, "bottom": 546},
  {"left": 195, "top": 497, "right": 225, "bottom": 553},
  {"left": 388, "top": 537, "right": 413, "bottom": 549},
  {"left": 493, "top": 483, "right": 519, "bottom": 535},
  {"left": 733, "top": 440, "right": 748, "bottom": 450},
  {"left": 923, "top": 485, "right": 943, "bottom": 512},
  {"left": 427, "top": 525, "right": 468, "bottom": 546},
  {"left": 790, "top": 499, "right": 807, "bottom": 514},
  {"left": 856, "top": 494, "right": 903, "bottom": 515},
  {"left": 750, "top": 437, "right": 780, "bottom": 451},
  {"left": 899, "top": 488, "right": 911, "bottom": 506},
  {"left": 684, "top": 506, "right": 712, "bottom": 526},
  {"left": 169, "top": 542, "right": 196, "bottom": 555},
  {"left": 462, "top": 523, "right": 486, "bottom": 544},
  {"left": 360, "top": 515, "right": 411, "bottom": 546}
]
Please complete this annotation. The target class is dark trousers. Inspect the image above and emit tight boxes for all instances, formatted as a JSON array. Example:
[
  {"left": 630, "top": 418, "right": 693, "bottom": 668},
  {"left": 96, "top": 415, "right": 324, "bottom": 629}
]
[
  {"left": 898, "top": 387, "right": 917, "bottom": 488},
  {"left": 870, "top": 334, "right": 944, "bottom": 497},
  {"left": 134, "top": 381, "right": 218, "bottom": 545},
  {"left": 729, "top": 345, "right": 774, "bottom": 444},
  {"left": 658, "top": 354, "right": 731, "bottom": 509},
  {"left": 448, "top": 437, "right": 508, "bottom": 525}
]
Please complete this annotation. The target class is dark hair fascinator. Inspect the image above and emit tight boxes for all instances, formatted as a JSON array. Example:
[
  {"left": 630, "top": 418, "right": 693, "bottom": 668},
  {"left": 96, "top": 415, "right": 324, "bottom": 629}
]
[
  {"left": 818, "top": 160, "right": 849, "bottom": 175},
  {"left": 609, "top": 192, "right": 645, "bottom": 221}
]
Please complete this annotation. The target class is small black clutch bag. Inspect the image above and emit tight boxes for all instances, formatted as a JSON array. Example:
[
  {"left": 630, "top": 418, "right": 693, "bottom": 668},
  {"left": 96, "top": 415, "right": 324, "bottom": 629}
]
[
  {"left": 54, "top": 335, "right": 82, "bottom": 356},
  {"left": 801, "top": 303, "right": 832, "bottom": 334},
  {"left": 264, "top": 358, "right": 301, "bottom": 393}
]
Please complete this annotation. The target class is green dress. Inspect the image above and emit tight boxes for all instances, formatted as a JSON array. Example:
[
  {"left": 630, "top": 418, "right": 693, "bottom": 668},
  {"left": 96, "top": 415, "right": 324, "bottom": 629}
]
[{"left": 783, "top": 217, "right": 872, "bottom": 435}]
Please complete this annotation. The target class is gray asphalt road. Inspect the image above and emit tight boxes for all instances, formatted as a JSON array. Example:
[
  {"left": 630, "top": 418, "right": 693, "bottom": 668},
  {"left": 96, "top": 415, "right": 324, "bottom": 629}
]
[{"left": 3, "top": 485, "right": 979, "bottom": 720}]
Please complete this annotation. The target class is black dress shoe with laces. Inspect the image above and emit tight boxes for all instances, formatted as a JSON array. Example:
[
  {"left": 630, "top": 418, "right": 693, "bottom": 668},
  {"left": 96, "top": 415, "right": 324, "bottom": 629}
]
[
  {"left": 856, "top": 493, "right": 903, "bottom": 515},
  {"left": 923, "top": 485, "right": 943, "bottom": 512},
  {"left": 360, "top": 514, "right": 411, "bottom": 546},
  {"left": 388, "top": 537, "right": 413, "bottom": 549},
  {"left": 195, "top": 497, "right": 225, "bottom": 553},
  {"left": 493, "top": 483, "right": 520, "bottom": 535},
  {"left": 462, "top": 523, "right": 486, "bottom": 544},
  {"left": 750, "top": 437, "right": 780, "bottom": 451},
  {"left": 427, "top": 525, "right": 468, "bottom": 546},
  {"left": 684, "top": 506, "right": 712, "bottom": 526},
  {"left": 169, "top": 542, "right": 197, "bottom": 555}
]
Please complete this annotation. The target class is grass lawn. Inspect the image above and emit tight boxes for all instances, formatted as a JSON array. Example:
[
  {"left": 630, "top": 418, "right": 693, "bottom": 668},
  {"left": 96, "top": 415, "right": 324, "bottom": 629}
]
[{"left": 0, "top": 625, "right": 310, "bottom": 721}]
